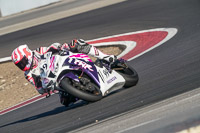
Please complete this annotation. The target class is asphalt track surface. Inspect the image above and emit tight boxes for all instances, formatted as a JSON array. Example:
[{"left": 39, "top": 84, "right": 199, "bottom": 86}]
[{"left": 1, "top": 0, "right": 200, "bottom": 132}]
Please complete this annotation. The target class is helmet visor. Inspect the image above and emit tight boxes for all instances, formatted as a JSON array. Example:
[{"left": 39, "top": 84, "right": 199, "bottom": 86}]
[{"left": 16, "top": 56, "right": 28, "bottom": 71}]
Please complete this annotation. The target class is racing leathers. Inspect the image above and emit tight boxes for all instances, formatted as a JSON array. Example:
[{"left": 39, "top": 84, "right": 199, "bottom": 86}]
[{"left": 24, "top": 39, "right": 116, "bottom": 106}]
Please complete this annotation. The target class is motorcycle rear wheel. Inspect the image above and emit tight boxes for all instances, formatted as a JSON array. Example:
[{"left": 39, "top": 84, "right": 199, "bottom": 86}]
[{"left": 60, "top": 78, "right": 103, "bottom": 102}]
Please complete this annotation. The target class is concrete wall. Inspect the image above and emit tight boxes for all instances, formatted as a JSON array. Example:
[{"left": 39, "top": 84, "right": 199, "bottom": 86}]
[{"left": 0, "top": 0, "right": 61, "bottom": 17}]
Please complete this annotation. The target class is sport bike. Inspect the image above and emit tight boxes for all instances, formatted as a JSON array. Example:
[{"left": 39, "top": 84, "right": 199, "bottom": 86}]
[{"left": 39, "top": 50, "right": 139, "bottom": 102}]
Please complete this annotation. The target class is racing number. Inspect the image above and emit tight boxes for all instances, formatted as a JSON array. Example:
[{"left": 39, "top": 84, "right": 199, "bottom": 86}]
[
  {"left": 103, "top": 69, "right": 109, "bottom": 78},
  {"left": 98, "top": 68, "right": 110, "bottom": 82}
]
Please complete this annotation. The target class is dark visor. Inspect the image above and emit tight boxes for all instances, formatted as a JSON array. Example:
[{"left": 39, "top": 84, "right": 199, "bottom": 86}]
[{"left": 16, "top": 56, "right": 28, "bottom": 70}]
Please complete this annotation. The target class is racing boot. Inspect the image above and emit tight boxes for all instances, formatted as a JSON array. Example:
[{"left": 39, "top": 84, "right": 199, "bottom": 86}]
[
  {"left": 88, "top": 45, "right": 117, "bottom": 64},
  {"left": 59, "top": 91, "right": 78, "bottom": 107}
]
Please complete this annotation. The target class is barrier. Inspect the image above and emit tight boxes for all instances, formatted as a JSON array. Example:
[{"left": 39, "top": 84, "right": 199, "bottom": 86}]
[{"left": 0, "top": 0, "right": 61, "bottom": 17}]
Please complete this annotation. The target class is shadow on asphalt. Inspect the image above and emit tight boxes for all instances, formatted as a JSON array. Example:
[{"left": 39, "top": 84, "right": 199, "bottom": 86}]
[
  {"left": 0, "top": 100, "right": 88, "bottom": 128},
  {"left": 0, "top": 88, "right": 133, "bottom": 129}
]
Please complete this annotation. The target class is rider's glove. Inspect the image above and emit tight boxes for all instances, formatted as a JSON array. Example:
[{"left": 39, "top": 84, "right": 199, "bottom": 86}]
[
  {"left": 69, "top": 39, "right": 79, "bottom": 52},
  {"left": 69, "top": 39, "right": 88, "bottom": 52}
]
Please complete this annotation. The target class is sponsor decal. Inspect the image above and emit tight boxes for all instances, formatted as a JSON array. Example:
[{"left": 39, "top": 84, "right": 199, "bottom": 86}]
[
  {"left": 107, "top": 76, "right": 117, "bottom": 84},
  {"left": 103, "top": 69, "right": 110, "bottom": 78},
  {"left": 67, "top": 57, "right": 94, "bottom": 71},
  {"left": 49, "top": 56, "right": 55, "bottom": 71},
  {"left": 69, "top": 54, "right": 92, "bottom": 62},
  {"left": 98, "top": 71, "right": 105, "bottom": 83},
  {"left": 74, "top": 59, "right": 93, "bottom": 71}
]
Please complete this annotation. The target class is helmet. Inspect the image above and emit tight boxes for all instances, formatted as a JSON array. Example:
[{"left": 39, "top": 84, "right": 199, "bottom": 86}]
[{"left": 11, "top": 45, "right": 33, "bottom": 71}]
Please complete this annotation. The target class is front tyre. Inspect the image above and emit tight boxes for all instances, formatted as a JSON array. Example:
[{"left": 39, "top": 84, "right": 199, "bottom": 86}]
[
  {"left": 115, "top": 64, "right": 139, "bottom": 88},
  {"left": 60, "top": 78, "right": 103, "bottom": 102}
]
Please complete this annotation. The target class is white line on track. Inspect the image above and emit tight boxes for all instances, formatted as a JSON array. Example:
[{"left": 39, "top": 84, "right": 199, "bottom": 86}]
[
  {"left": 0, "top": 57, "right": 11, "bottom": 63},
  {"left": 116, "top": 118, "right": 160, "bottom": 133},
  {"left": 0, "top": 94, "right": 44, "bottom": 115}
]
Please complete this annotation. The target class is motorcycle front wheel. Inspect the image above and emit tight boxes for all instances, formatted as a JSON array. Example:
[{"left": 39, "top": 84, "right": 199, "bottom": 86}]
[
  {"left": 115, "top": 64, "right": 139, "bottom": 88},
  {"left": 60, "top": 78, "right": 103, "bottom": 102}
]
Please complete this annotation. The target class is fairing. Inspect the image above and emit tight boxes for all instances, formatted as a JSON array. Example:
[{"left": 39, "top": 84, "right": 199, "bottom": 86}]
[{"left": 62, "top": 54, "right": 100, "bottom": 86}]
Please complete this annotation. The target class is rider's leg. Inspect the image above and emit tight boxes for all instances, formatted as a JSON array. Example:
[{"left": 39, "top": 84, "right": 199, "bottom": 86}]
[
  {"left": 69, "top": 39, "right": 117, "bottom": 63},
  {"left": 87, "top": 45, "right": 117, "bottom": 63}
]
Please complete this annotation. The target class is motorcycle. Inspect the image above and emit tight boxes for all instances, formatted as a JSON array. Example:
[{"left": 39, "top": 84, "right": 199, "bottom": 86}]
[{"left": 39, "top": 50, "right": 139, "bottom": 102}]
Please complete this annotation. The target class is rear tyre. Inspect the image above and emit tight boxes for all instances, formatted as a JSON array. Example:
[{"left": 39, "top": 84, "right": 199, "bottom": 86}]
[{"left": 60, "top": 78, "right": 103, "bottom": 102}]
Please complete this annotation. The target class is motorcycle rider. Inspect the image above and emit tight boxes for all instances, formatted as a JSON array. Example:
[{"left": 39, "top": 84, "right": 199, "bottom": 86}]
[{"left": 11, "top": 39, "right": 116, "bottom": 106}]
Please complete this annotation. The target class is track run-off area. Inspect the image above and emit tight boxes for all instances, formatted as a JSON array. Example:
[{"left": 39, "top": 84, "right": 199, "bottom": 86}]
[{"left": 0, "top": 0, "right": 200, "bottom": 132}]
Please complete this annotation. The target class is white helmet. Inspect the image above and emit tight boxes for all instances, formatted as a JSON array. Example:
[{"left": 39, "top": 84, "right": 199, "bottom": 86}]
[{"left": 11, "top": 45, "right": 33, "bottom": 71}]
